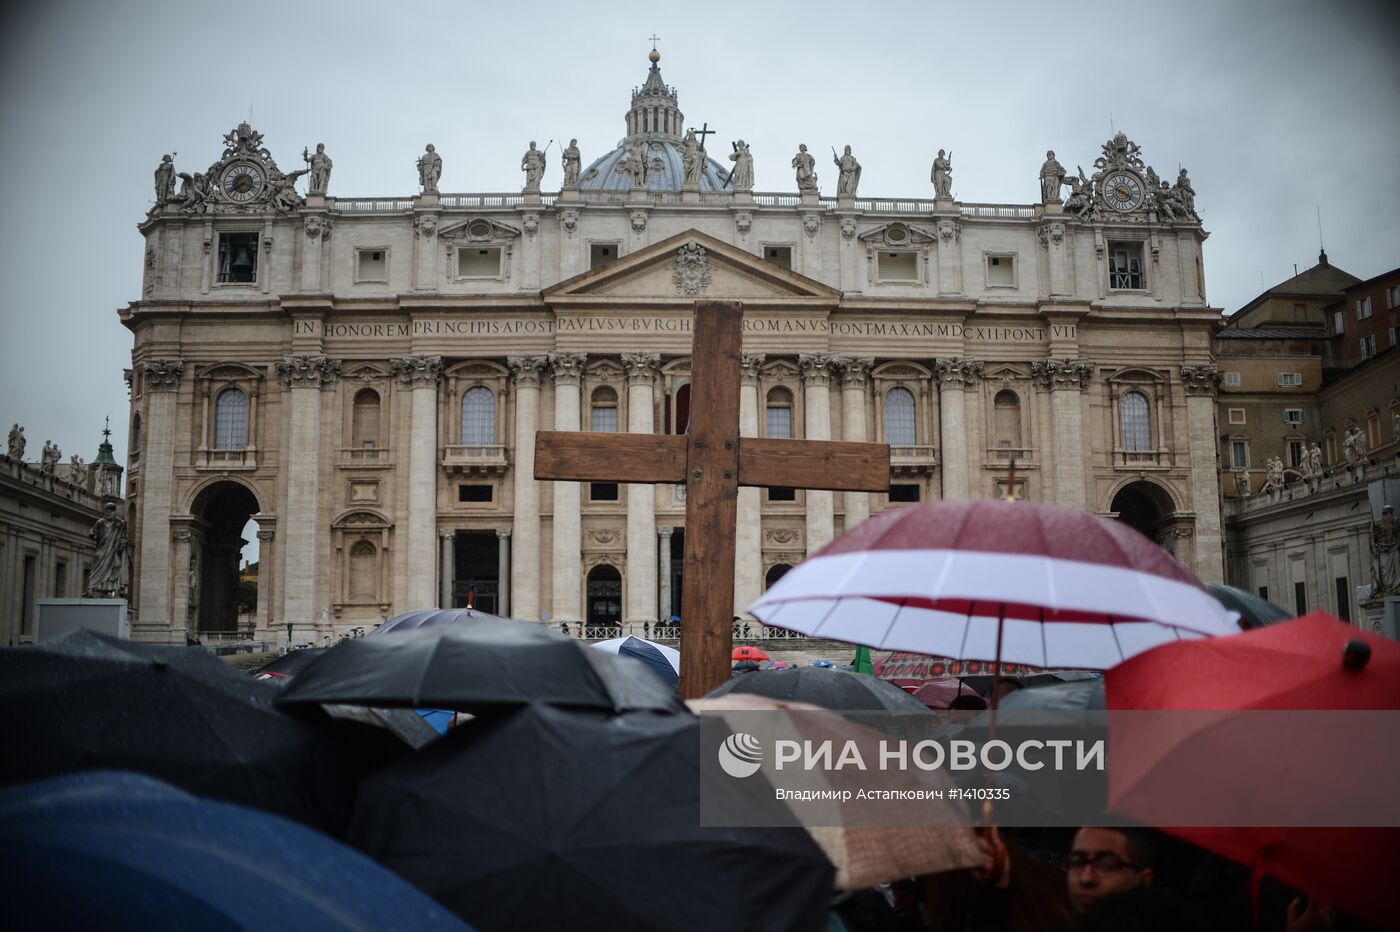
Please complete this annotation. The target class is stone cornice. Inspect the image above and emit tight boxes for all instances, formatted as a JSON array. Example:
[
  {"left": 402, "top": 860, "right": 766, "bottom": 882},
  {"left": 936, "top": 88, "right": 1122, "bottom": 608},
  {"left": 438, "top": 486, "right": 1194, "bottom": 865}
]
[
  {"left": 278, "top": 354, "right": 342, "bottom": 390},
  {"left": 390, "top": 355, "right": 443, "bottom": 389}
]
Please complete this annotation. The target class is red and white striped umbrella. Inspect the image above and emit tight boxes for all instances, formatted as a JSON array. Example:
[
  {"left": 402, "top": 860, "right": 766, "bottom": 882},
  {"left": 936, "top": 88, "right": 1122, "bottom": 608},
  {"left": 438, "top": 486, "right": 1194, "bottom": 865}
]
[{"left": 749, "top": 499, "right": 1238, "bottom": 670}]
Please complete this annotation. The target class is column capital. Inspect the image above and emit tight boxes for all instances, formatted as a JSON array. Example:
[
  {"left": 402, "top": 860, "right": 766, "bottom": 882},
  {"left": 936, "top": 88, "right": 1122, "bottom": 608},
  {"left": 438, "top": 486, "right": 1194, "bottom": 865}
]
[
  {"left": 256, "top": 529, "right": 275, "bottom": 542},
  {"left": 798, "top": 352, "right": 837, "bottom": 386},
  {"left": 141, "top": 358, "right": 185, "bottom": 392},
  {"left": 936, "top": 357, "right": 984, "bottom": 388},
  {"left": 837, "top": 356, "right": 875, "bottom": 388},
  {"left": 507, "top": 354, "right": 549, "bottom": 388},
  {"left": 390, "top": 354, "right": 443, "bottom": 389},
  {"left": 1180, "top": 363, "right": 1221, "bottom": 397},
  {"left": 622, "top": 352, "right": 661, "bottom": 386},
  {"left": 440, "top": 529, "right": 455, "bottom": 541},
  {"left": 278, "top": 354, "right": 342, "bottom": 390},
  {"left": 657, "top": 526, "right": 674, "bottom": 540},
  {"left": 740, "top": 352, "right": 766, "bottom": 385},
  {"left": 1031, "top": 357, "right": 1095, "bottom": 392},
  {"left": 548, "top": 352, "right": 588, "bottom": 385},
  {"left": 496, "top": 527, "right": 513, "bottom": 540}
]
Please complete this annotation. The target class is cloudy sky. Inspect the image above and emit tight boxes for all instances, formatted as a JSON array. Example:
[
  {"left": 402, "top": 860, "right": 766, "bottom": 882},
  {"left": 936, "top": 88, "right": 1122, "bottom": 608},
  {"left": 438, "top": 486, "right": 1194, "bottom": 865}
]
[{"left": 2, "top": 0, "right": 1397, "bottom": 472}]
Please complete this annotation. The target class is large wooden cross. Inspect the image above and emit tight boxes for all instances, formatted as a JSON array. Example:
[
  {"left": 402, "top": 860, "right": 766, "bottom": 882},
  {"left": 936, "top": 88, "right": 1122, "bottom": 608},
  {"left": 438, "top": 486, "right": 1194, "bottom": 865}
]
[{"left": 535, "top": 301, "right": 890, "bottom": 698}]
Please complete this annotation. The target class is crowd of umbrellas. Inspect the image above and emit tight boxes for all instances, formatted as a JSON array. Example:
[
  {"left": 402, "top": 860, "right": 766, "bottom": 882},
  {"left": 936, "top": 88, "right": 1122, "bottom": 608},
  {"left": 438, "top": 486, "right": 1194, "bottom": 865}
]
[{"left": 2, "top": 497, "right": 1398, "bottom": 930}]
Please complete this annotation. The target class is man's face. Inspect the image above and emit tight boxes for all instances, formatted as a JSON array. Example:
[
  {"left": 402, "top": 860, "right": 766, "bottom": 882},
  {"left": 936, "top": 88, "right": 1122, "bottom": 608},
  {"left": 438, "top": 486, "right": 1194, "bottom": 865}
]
[{"left": 1065, "top": 828, "right": 1152, "bottom": 914}]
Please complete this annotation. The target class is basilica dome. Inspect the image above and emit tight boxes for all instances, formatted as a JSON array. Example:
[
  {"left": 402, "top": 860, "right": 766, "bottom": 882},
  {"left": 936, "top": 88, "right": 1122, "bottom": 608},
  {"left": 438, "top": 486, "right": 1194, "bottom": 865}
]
[{"left": 576, "top": 50, "right": 732, "bottom": 193}]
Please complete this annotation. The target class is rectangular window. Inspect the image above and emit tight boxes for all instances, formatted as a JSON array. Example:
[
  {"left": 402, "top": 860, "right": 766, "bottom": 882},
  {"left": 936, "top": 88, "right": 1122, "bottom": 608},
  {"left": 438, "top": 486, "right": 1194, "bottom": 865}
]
[
  {"left": 763, "top": 245, "right": 793, "bottom": 269},
  {"left": 1276, "top": 372, "right": 1303, "bottom": 387},
  {"left": 986, "top": 254, "right": 1016, "bottom": 287},
  {"left": 1288, "top": 440, "right": 1305, "bottom": 468},
  {"left": 1335, "top": 577, "right": 1351, "bottom": 621},
  {"left": 1333, "top": 310, "right": 1345, "bottom": 334},
  {"left": 1224, "top": 371, "right": 1242, "bottom": 387},
  {"left": 1228, "top": 408, "right": 1246, "bottom": 425},
  {"left": 457, "top": 247, "right": 502, "bottom": 278},
  {"left": 1108, "top": 243, "right": 1145, "bottom": 290},
  {"left": 590, "top": 406, "right": 618, "bottom": 433},
  {"left": 1356, "top": 296, "right": 1373, "bottom": 320},
  {"left": 1283, "top": 409, "right": 1304, "bottom": 424},
  {"left": 889, "top": 484, "right": 920, "bottom": 503},
  {"left": 765, "top": 406, "right": 793, "bottom": 440},
  {"left": 589, "top": 243, "right": 619, "bottom": 271},
  {"left": 1258, "top": 585, "right": 1269, "bottom": 601},
  {"left": 22, "top": 555, "right": 36, "bottom": 635},
  {"left": 216, "top": 232, "right": 259, "bottom": 284},
  {"left": 766, "top": 487, "right": 796, "bottom": 502},
  {"left": 1386, "top": 285, "right": 1399, "bottom": 309},
  {"left": 1361, "top": 335, "right": 1377, "bottom": 359},
  {"left": 1389, "top": 326, "right": 1398, "bottom": 347},
  {"left": 1294, "top": 581, "right": 1307, "bottom": 616},
  {"left": 54, "top": 561, "right": 66, "bottom": 598},
  {"left": 1231, "top": 440, "right": 1248, "bottom": 468},
  {"left": 458, "top": 485, "right": 493, "bottom": 503},
  {"left": 589, "top": 482, "right": 619, "bottom": 502},
  {"left": 878, "top": 251, "right": 919, "bottom": 282},
  {"left": 355, "top": 249, "right": 388, "bottom": 282}
]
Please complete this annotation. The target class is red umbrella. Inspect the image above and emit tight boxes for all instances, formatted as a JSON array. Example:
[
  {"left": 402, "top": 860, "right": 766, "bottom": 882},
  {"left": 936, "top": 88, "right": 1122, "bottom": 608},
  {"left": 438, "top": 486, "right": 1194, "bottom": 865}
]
[
  {"left": 909, "top": 677, "right": 981, "bottom": 710},
  {"left": 1105, "top": 611, "right": 1400, "bottom": 928},
  {"left": 750, "top": 499, "right": 1237, "bottom": 670},
  {"left": 731, "top": 645, "right": 769, "bottom": 662}
]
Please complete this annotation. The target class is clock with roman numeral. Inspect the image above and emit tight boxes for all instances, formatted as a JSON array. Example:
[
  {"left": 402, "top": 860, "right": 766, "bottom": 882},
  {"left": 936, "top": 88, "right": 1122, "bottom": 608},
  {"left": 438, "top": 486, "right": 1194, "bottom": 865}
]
[
  {"left": 221, "top": 163, "right": 265, "bottom": 203},
  {"left": 1102, "top": 171, "right": 1143, "bottom": 211}
]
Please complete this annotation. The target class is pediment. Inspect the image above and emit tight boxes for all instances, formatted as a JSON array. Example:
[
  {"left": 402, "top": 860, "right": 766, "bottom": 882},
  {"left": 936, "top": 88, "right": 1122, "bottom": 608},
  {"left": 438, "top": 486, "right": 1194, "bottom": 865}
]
[
  {"left": 544, "top": 230, "right": 840, "bottom": 303},
  {"left": 984, "top": 364, "right": 1029, "bottom": 382},
  {"left": 440, "top": 217, "right": 520, "bottom": 242},
  {"left": 343, "top": 362, "right": 390, "bottom": 382},
  {"left": 857, "top": 221, "right": 937, "bottom": 248}
]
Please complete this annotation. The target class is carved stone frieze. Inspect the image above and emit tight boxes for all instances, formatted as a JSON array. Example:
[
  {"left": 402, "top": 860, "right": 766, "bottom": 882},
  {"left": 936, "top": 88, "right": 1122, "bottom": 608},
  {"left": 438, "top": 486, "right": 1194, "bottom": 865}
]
[
  {"left": 839, "top": 217, "right": 857, "bottom": 240},
  {"left": 548, "top": 352, "right": 588, "bottom": 385},
  {"left": 622, "top": 352, "right": 662, "bottom": 385},
  {"left": 559, "top": 209, "right": 579, "bottom": 237},
  {"left": 278, "top": 354, "right": 342, "bottom": 390},
  {"left": 802, "top": 213, "right": 821, "bottom": 238},
  {"left": 734, "top": 211, "right": 752, "bottom": 235},
  {"left": 799, "top": 353, "right": 836, "bottom": 386},
  {"left": 587, "top": 528, "right": 621, "bottom": 546},
  {"left": 303, "top": 214, "right": 332, "bottom": 239},
  {"left": 936, "top": 357, "right": 985, "bottom": 388},
  {"left": 522, "top": 212, "right": 539, "bottom": 237},
  {"left": 507, "top": 355, "right": 549, "bottom": 388},
  {"left": 1038, "top": 220, "right": 1065, "bottom": 247},
  {"left": 630, "top": 210, "right": 648, "bottom": 233},
  {"left": 1031, "top": 358, "right": 1095, "bottom": 392},
  {"left": 414, "top": 214, "right": 437, "bottom": 238},
  {"left": 1180, "top": 364, "right": 1221, "bottom": 396},
  {"left": 766, "top": 527, "right": 801, "bottom": 545},
  {"left": 143, "top": 359, "right": 185, "bottom": 391},
  {"left": 389, "top": 355, "right": 443, "bottom": 389},
  {"left": 671, "top": 243, "right": 712, "bottom": 296},
  {"left": 937, "top": 218, "right": 960, "bottom": 245}
]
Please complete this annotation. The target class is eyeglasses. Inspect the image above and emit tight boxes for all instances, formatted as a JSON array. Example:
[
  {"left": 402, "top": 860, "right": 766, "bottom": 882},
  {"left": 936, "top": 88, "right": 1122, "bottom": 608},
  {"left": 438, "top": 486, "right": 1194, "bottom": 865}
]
[{"left": 1063, "top": 852, "right": 1140, "bottom": 873}]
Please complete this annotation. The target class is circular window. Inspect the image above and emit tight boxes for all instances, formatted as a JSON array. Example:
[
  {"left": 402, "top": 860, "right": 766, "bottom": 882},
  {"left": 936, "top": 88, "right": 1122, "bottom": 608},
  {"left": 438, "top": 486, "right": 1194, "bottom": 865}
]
[
  {"left": 468, "top": 220, "right": 492, "bottom": 239},
  {"left": 886, "top": 225, "right": 907, "bottom": 243}
]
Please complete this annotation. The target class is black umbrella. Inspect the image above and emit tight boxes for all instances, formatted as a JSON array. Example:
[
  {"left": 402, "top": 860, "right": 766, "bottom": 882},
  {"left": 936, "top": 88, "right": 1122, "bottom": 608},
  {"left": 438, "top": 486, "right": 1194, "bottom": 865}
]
[
  {"left": 0, "top": 629, "right": 409, "bottom": 836},
  {"left": 1206, "top": 582, "right": 1293, "bottom": 629},
  {"left": 348, "top": 704, "right": 835, "bottom": 932},
  {"left": 996, "top": 678, "right": 1105, "bottom": 711},
  {"left": 251, "top": 646, "right": 328, "bottom": 679},
  {"left": 277, "top": 622, "right": 685, "bottom": 715},
  {"left": 706, "top": 666, "right": 930, "bottom": 713}
]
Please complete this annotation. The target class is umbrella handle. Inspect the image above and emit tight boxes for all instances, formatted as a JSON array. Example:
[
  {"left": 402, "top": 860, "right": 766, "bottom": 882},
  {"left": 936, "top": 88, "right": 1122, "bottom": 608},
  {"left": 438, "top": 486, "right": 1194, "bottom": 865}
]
[{"left": 975, "top": 823, "right": 1008, "bottom": 886}]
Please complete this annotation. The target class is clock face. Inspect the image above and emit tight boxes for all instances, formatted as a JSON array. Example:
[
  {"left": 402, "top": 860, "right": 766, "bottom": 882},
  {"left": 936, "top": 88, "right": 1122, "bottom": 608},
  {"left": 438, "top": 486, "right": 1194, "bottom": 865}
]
[
  {"left": 221, "top": 164, "right": 264, "bottom": 203},
  {"left": 1102, "top": 171, "right": 1143, "bottom": 211}
]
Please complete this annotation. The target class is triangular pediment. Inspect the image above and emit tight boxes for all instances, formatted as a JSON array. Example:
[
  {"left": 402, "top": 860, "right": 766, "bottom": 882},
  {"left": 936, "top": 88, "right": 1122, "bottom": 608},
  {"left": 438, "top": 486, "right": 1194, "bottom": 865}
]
[{"left": 544, "top": 230, "right": 840, "bottom": 304}]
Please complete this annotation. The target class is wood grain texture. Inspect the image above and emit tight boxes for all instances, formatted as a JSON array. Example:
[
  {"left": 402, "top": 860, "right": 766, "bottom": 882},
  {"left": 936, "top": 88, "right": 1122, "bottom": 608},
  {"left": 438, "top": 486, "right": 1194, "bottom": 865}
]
[
  {"left": 677, "top": 301, "right": 743, "bottom": 699},
  {"left": 533, "top": 431, "right": 687, "bottom": 483},
  {"left": 738, "top": 438, "right": 891, "bottom": 492}
]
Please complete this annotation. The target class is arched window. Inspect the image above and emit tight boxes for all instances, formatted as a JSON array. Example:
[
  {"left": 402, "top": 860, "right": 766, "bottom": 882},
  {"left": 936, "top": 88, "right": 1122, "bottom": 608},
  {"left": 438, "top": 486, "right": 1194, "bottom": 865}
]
[
  {"left": 352, "top": 389, "right": 380, "bottom": 449},
  {"left": 214, "top": 388, "right": 248, "bottom": 449},
  {"left": 348, "top": 541, "right": 377, "bottom": 602},
  {"left": 672, "top": 383, "right": 691, "bottom": 435},
  {"left": 993, "top": 390, "right": 1022, "bottom": 452},
  {"left": 766, "top": 387, "right": 794, "bottom": 439},
  {"left": 883, "top": 387, "right": 916, "bottom": 446},
  {"left": 1121, "top": 391, "right": 1151, "bottom": 452},
  {"left": 461, "top": 386, "right": 496, "bottom": 445},
  {"left": 130, "top": 414, "right": 141, "bottom": 453},
  {"left": 765, "top": 563, "right": 793, "bottom": 589},
  {"left": 590, "top": 386, "right": 618, "bottom": 432}
]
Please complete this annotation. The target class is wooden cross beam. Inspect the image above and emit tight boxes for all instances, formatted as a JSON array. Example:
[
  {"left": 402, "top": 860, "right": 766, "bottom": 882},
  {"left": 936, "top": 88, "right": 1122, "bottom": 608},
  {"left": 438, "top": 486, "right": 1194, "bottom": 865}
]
[{"left": 536, "top": 301, "right": 890, "bottom": 698}]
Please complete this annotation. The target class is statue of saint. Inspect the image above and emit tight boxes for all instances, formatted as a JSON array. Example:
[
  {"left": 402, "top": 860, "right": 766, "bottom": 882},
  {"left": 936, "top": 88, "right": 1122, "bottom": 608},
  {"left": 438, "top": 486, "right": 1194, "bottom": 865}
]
[
  {"left": 521, "top": 141, "right": 546, "bottom": 192},
  {"left": 792, "top": 144, "right": 817, "bottom": 192},
  {"left": 1260, "top": 457, "right": 1285, "bottom": 494},
  {"left": 680, "top": 130, "right": 705, "bottom": 188},
  {"left": 931, "top": 149, "right": 953, "bottom": 198},
  {"left": 1372, "top": 505, "right": 1400, "bottom": 596},
  {"left": 1039, "top": 150, "right": 1065, "bottom": 204},
  {"left": 1308, "top": 442, "right": 1323, "bottom": 476},
  {"left": 1234, "top": 470, "right": 1251, "bottom": 498},
  {"left": 154, "top": 155, "right": 175, "bottom": 204},
  {"left": 87, "top": 503, "right": 130, "bottom": 598},
  {"left": 40, "top": 440, "right": 60, "bottom": 474},
  {"left": 1175, "top": 168, "right": 1196, "bottom": 213},
  {"left": 833, "top": 145, "right": 861, "bottom": 197},
  {"left": 7, "top": 423, "right": 24, "bottom": 460},
  {"left": 561, "top": 139, "right": 581, "bottom": 188},
  {"left": 308, "top": 143, "right": 333, "bottom": 195},
  {"left": 727, "top": 140, "right": 753, "bottom": 191},
  {"left": 1350, "top": 425, "right": 1369, "bottom": 461},
  {"left": 417, "top": 144, "right": 442, "bottom": 194},
  {"left": 69, "top": 454, "right": 87, "bottom": 489}
]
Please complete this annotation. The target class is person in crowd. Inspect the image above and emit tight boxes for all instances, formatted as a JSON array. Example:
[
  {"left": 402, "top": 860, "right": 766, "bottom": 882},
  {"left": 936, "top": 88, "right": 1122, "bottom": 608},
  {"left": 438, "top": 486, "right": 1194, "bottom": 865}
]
[{"left": 1064, "top": 827, "right": 1156, "bottom": 915}]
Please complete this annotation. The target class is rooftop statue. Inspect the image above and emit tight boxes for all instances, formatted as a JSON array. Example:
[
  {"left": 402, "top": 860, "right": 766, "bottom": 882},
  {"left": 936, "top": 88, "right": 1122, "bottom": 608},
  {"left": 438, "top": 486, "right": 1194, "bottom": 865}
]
[
  {"left": 931, "top": 149, "right": 952, "bottom": 199},
  {"left": 792, "top": 144, "right": 817, "bottom": 192},
  {"left": 153, "top": 155, "right": 175, "bottom": 205},
  {"left": 1039, "top": 150, "right": 1065, "bottom": 204},
  {"left": 87, "top": 503, "right": 130, "bottom": 599},
  {"left": 418, "top": 144, "right": 442, "bottom": 194},
  {"left": 727, "top": 140, "right": 753, "bottom": 191},
  {"left": 521, "top": 141, "right": 546, "bottom": 193},
  {"left": 306, "top": 143, "right": 333, "bottom": 195},
  {"left": 833, "top": 145, "right": 861, "bottom": 197},
  {"left": 8, "top": 423, "right": 24, "bottom": 461},
  {"left": 561, "top": 139, "right": 581, "bottom": 189}
]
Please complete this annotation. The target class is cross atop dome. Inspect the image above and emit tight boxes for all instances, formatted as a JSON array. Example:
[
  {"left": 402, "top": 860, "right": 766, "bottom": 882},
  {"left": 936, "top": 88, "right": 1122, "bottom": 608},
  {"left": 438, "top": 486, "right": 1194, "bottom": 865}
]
[{"left": 630, "top": 44, "right": 681, "bottom": 139}]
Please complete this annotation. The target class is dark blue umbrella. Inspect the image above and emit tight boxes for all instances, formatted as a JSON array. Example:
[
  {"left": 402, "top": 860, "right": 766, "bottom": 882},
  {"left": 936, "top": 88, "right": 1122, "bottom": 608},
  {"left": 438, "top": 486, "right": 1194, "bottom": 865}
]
[
  {"left": 589, "top": 635, "right": 681, "bottom": 686},
  {"left": 370, "top": 607, "right": 516, "bottom": 636},
  {"left": 0, "top": 771, "right": 472, "bottom": 932}
]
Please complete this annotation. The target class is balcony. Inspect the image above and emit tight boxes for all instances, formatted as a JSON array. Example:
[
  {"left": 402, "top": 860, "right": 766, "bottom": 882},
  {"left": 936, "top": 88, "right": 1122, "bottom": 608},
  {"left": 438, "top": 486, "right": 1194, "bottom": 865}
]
[
  {"left": 1114, "top": 448, "right": 1169, "bottom": 469},
  {"left": 196, "top": 448, "right": 255, "bottom": 471},
  {"left": 337, "top": 447, "right": 393, "bottom": 469},
  {"left": 889, "top": 445, "right": 939, "bottom": 476},
  {"left": 443, "top": 444, "right": 509, "bottom": 476}
]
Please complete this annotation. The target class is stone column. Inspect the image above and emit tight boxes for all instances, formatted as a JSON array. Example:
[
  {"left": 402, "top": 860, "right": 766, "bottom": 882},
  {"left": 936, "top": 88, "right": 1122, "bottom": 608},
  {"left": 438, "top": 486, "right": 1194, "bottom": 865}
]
[
  {"left": 734, "top": 353, "right": 765, "bottom": 615},
  {"left": 1182, "top": 364, "right": 1225, "bottom": 583},
  {"left": 936, "top": 358, "right": 983, "bottom": 500},
  {"left": 135, "top": 359, "right": 183, "bottom": 640},
  {"left": 169, "top": 528, "right": 193, "bottom": 640},
  {"left": 838, "top": 357, "right": 875, "bottom": 528},
  {"left": 1031, "top": 358, "right": 1095, "bottom": 510},
  {"left": 549, "top": 353, "right": 587, "bottom": 626},
  {"left": 658, "top": 526, "right": 674, "bottom": 621},
  {"left": 800, "top": 354, "right": 836, "bottom": 556},
  {"left": 390, "top": 355, "right": 442, "bottom": 611},
  {"left": 439, "top": 530, "right": 454, "bottom": 608},
  {"left": 508, "top": 356, "right": 548, "bottom": 622},
  {"left": 497, "top": 528, "right": 512, "bottom": 616},
  {"left": 277, "top": 355, "right": 340, "bottom": 639},
  {"left": 253, "top": 519, "right": 275, "bottom": 639},
  {"left": 622, "top": 352, "right": 660, "bottom": 624}
]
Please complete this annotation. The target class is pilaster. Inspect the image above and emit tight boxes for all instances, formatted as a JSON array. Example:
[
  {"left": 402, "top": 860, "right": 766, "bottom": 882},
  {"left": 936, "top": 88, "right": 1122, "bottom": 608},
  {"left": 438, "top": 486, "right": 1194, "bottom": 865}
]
[
  {"left": 1181, "top": 364, "right": 1224, "bottom": 582},
  {"left": 838, "top": 356, "right": 875, "bottom": 528},
  {"left": 277, "top": 354, "right": 340, "bottom": 633},
  {"left": 508, "top": 355, "right": 548, "bottom": 622},
  {"left": 936, "top": 358, "right": 983, "bottom": 500},
  {"left": 800, "top": 353, "right": 836, "bottom": 556},
  {"left": 390, "top": 354, "right": 442, "bottom": 610},
  {"left": 135, "top": 359, "right": 183, "bottom": 640},
  {"left": 622, "top": 352, "right": 660, "bottom": 623},
  {"left": 1031, "top": 358, "right": 1094, "bottom": 510},
  {"left": 549, "top": 352, "right": 586, "bottom": 625},
  {"left": 735, "top": 353, "right": 765, "bottom": 616}
]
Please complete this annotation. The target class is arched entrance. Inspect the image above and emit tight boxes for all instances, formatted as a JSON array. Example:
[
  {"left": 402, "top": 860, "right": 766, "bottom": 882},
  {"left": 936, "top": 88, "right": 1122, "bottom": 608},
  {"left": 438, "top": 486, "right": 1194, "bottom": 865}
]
[
  {"left": 1109, "top": 481, "right": 1175, "bottom": 545},
  {"left": 189, "top": 481, "right": 260, "bottom": 634},
  {"left": 586, "top": 564, "right": 622, "bottom": 633}
]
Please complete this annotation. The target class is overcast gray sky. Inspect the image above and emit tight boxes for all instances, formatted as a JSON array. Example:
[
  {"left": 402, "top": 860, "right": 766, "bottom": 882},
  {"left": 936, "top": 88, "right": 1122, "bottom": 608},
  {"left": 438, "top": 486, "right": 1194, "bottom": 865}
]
[{"left": 2, "top": 0, "right": 1398, "bottom": 471}]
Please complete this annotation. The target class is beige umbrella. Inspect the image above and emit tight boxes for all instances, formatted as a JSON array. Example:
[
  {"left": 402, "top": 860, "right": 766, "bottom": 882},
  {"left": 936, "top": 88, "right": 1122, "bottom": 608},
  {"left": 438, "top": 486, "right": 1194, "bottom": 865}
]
[{"left": 689, "top": 694, "right": 986, "bottom": 890}]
